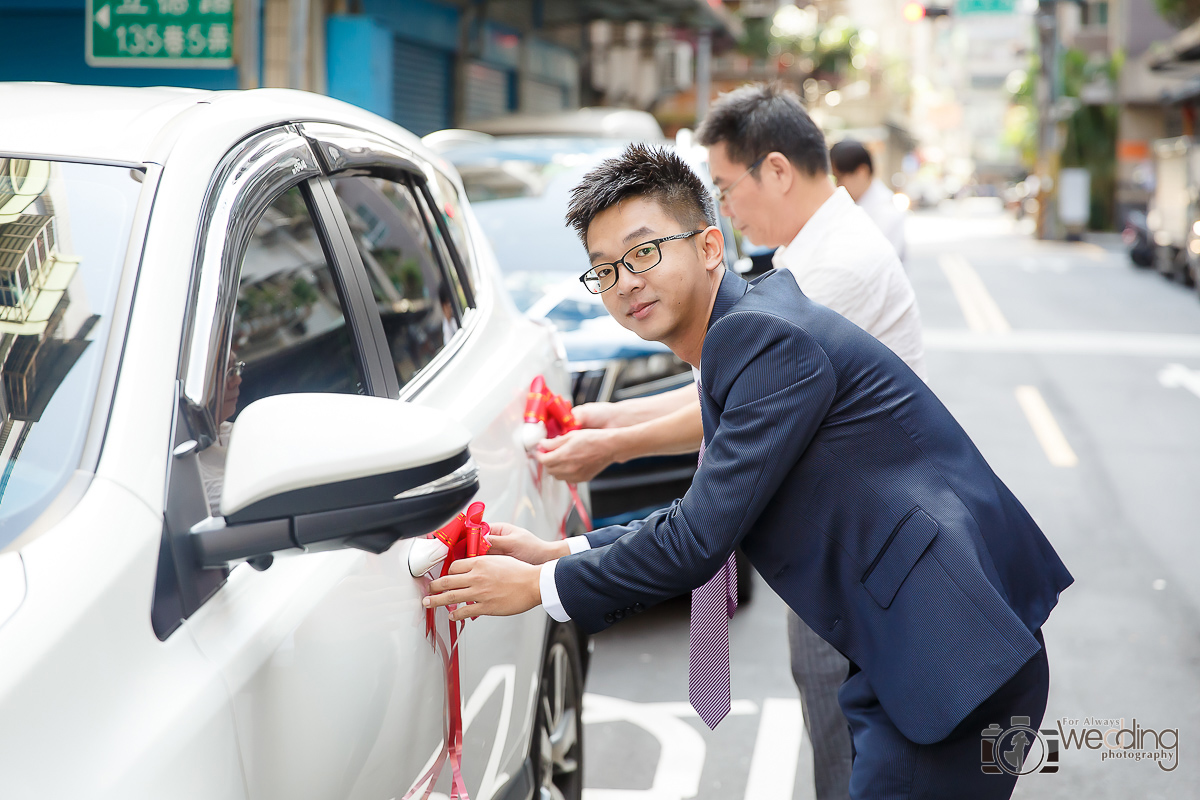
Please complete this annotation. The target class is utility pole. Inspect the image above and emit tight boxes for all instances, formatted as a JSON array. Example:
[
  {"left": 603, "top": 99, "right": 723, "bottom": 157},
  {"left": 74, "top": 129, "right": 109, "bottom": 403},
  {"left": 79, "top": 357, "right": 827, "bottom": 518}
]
[
  {"left": 695, "top": 29, "right": 712, "bottom": 125},
  {"left": 1034, "top": 0, "right": 1059, "bottom": 239}
]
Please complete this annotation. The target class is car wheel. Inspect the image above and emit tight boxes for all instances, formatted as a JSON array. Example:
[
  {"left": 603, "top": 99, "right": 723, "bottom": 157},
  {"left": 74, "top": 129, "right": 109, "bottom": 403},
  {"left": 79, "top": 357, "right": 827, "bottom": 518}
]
[{"left": 535, "top": 623, "right": 585, "bottom": 800}]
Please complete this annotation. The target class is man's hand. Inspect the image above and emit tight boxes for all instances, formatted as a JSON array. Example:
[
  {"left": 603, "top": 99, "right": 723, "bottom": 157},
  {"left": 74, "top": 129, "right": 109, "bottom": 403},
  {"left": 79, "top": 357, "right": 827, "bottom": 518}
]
[
  {"left": 422, "top": 555, "right": 542, "bottom": 622},
  {"left": 535, "top": 428, "right": 621, "bottom": 483},
  {"left": 572, "top": 402, "right": 620, "bottom": 429},
  {"left": 486, "top": 522, "right": 570, "bottom": 564}
]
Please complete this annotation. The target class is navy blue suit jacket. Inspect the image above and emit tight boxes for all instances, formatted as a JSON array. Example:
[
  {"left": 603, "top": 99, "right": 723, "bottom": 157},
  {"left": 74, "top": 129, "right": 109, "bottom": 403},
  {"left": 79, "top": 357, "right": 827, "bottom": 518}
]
[{"left": 556, "top": 268, "right": 1073, "bottom": 745}]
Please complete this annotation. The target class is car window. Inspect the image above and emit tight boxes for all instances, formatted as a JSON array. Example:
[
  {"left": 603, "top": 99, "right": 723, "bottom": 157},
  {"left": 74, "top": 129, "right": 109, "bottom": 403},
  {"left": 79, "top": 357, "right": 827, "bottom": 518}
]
[
  {"left": 0, "top": 158, "right": 141, "bottom": 547},
  {"left": 431, "top": 170, "right": 478, "bottom": 296},
  {"left": 199, "top": 185, "right": 367, "bottom": 514},
  {"left": 331, "top": 175, "right": 460, "bottom": 391},
  {"left": 229, "top": 185, "right": 366, "bottom": 410}
]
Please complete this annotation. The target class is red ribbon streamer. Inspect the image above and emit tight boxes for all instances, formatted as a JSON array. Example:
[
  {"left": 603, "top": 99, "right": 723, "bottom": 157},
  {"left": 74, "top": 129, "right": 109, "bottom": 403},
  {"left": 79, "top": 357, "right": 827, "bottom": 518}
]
[
  {"left": 524, "top": 376, "right": 592, "bottom": 533},
  {"left": 406, "top": 503, "right": 492, "bottom": 800}
]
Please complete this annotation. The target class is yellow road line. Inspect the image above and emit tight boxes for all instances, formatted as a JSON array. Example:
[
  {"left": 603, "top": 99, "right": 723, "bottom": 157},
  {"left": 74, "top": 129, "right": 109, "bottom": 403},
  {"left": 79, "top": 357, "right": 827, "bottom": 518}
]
[
  {"left": 938, "top": 254, "right": 1012, "bottom": 334},
  {"left": 1015, "top": 385, "right": 1078, "bottom": 467}
]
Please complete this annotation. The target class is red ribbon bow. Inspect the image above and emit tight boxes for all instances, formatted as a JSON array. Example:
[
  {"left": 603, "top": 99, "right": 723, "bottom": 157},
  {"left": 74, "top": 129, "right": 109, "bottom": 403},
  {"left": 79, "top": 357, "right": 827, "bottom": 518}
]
[
  {"left": 524, "top": 376, "right": 592, "bottom": 533},
  {"left": 525, "top": 374, "right": 581, "bottom": 437},
  {"left": 406, "top": 502, "right": 491, "bottom": 800}
]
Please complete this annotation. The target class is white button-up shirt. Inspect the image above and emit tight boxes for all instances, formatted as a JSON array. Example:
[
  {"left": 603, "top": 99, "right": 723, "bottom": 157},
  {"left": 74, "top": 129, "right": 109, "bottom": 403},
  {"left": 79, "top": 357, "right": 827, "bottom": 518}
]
[
  {"left": 856, "top": 178, "right": 907, "bottom": 262},
  {"left": 772, "top": 187, "right": 926, "bottom": 381}
]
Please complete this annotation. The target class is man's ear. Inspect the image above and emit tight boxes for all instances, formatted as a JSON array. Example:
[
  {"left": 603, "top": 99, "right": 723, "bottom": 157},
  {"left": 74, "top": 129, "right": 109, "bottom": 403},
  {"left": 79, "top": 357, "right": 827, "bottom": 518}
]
[
  {"left": 701, "top": 226, "right": 724, "bottom": 273},
  {"left": 761, "top": 151, "right": 794, "bottom": 196}
]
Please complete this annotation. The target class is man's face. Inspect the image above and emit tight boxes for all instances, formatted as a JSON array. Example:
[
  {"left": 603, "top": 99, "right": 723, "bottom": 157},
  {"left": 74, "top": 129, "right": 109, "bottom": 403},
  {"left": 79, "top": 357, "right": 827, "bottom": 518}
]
[
  {"left": 585, "top": 197, "right": 715, "bottom": 346},
  {"left": 708, "top": 141, "right": 778, "bottom": 247},
  {"left": 833, "top": 164, "right": 872, "bottom": 202}
]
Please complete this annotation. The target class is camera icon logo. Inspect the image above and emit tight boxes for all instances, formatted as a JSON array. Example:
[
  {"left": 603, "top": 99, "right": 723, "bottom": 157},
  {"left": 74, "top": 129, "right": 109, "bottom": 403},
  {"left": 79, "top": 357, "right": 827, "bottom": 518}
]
[{"left": 981, "top": 716, "right": 1059, "bottom": 776}]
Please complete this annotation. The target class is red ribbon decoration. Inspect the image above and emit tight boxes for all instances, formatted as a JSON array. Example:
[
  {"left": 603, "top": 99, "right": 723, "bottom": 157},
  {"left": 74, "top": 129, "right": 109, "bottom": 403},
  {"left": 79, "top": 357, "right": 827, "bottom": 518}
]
[
  {"left": 523, "top": 375, "right": 592, "bottom": 533},
  {"left": 406, "top": 502, "right": 492, "bottom": 800}
]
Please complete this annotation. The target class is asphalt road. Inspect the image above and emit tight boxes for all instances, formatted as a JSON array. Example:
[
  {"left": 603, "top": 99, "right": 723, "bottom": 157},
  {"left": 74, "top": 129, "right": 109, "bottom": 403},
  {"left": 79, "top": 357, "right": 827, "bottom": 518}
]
[{"left": 578, "top": 202, "right": 1200, "bottom": 800}]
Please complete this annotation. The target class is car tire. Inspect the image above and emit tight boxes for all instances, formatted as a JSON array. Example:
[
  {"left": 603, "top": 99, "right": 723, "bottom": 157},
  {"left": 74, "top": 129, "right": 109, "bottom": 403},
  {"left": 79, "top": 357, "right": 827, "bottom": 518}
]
[{"left": 534, "top": 622, "right": 585, "bottom": 800}]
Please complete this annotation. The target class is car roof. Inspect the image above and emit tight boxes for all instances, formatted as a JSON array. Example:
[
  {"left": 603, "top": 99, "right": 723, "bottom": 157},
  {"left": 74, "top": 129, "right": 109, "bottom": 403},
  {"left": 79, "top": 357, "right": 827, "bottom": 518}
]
[
  {"left": 467, "top": 108, "right": 665, "bottom": 140},
  {"left": 0, "top": 82, "right": 432, "bottom": 168}
]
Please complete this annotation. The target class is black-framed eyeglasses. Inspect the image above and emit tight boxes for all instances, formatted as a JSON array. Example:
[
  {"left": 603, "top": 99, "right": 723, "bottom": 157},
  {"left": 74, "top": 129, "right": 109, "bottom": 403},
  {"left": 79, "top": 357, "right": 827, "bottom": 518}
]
[
  {"left": 714, "top": 154, "right": 766, "bottom": 206},
  {"left": 578, "top": 230, "right": 705, "bottom": 294},
  {"left": 226, "top": 360, "right": 246, "bottom": 379}
]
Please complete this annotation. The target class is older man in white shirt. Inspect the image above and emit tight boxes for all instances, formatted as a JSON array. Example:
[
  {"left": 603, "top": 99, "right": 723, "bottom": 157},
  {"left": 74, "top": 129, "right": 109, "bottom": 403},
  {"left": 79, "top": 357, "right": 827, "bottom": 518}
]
[
  {"left": 535, "top": 84, "right": 926, "bottom": 800},
  {"left": 830, "top": 139, "right": 909, "bottom": 263}
]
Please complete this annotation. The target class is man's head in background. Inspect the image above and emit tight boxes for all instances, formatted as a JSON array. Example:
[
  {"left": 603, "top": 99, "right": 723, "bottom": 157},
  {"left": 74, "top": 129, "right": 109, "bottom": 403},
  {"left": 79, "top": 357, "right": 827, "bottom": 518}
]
[
  {"left": 565, "top": 144, "right": 724, "bottom": 362},
  {"left": 696, "top": 82, "right": 833, "bottom": 249},
  {"left": 829, "top": 139, "right": 874, "bottom": 203}
]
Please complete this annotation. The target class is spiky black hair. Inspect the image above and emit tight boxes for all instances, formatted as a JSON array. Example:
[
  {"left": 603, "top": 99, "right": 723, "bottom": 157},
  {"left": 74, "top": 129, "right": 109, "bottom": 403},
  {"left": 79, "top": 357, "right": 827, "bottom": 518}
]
[{"left": 565, "top": 143, "right": 716, "bottom": 246}]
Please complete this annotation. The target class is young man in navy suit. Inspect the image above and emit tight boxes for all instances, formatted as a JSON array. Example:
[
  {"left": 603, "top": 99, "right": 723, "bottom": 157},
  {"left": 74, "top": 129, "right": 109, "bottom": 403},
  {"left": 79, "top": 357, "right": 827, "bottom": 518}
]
[{"left": 424, "top": 144, "right": 1073, "bottom": 798}]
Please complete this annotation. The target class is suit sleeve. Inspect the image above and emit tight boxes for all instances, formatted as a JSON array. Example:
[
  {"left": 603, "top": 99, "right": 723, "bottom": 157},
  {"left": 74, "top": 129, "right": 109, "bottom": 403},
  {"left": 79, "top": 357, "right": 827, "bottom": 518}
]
[
  {"left": 555, "top": 312, "right": 838, "bottom": 633},
  {"left": 583, "top": 505, "right": 675, "bottom": 549}
]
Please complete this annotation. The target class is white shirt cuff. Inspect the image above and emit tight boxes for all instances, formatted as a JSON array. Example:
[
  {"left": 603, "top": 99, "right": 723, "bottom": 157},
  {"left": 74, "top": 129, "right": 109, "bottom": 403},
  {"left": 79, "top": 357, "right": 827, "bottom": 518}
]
[
  {"left": 567, "top": 536, "right": 591, "bottom": 554},
  {"left": 540, "top": 559, "right": 571, "bottom": 622}
]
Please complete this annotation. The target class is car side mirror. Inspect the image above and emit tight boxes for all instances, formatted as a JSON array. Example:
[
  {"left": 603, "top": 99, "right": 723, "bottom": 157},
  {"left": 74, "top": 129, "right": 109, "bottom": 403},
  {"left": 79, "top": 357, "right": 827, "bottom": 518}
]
[{"left": 190, "top": 393, "right": 478, "bottom": 569}]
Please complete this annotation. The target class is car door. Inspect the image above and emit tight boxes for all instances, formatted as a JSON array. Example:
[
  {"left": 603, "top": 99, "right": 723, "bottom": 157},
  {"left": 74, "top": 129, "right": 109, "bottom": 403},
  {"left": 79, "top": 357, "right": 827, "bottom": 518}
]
[
  {"left": 159, "top": 126, "right": 448, "bottom": 800},
  {"left": 166, "top": 122, "right": 575, "bottom": 800},
  {"left": 307, "top": 122, "right": 579, "bottom": 798}
]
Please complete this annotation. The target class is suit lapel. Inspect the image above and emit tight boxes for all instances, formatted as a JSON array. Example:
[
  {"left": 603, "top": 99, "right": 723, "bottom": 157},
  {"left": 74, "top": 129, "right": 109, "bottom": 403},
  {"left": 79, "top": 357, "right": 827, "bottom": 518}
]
[{"left": 699, "top": 269, "right": 751, "bottom": 444}]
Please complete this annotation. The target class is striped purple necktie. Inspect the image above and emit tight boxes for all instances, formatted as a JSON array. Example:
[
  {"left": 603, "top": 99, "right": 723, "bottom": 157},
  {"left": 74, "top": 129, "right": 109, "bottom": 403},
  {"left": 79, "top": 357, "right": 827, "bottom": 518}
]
[{"left": 689, "top": 381, "right": 738, "bottom": 730}]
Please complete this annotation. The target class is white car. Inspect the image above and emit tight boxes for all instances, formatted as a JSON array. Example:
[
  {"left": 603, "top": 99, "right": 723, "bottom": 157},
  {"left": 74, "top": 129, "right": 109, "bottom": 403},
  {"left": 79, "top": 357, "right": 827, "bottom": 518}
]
[{"left": 0, "top": 83, "right": 585, "bottom": 800}]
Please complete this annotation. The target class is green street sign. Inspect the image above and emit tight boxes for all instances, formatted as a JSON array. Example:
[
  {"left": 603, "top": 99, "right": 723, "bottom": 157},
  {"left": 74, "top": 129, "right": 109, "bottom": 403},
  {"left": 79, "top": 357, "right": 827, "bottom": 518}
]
[
  {"left": 957, "top": 0, "right": 1016, "bottom": 13},
  {"left": 86, "top": 0, "right": 234, "bottom": 68}
]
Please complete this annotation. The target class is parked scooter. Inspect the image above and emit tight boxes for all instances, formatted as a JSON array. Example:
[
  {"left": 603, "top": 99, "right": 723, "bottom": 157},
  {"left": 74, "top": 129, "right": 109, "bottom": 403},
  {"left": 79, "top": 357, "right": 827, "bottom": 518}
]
[{"left": 1123, "top": 209, "right": 1154, "bottom": 268}]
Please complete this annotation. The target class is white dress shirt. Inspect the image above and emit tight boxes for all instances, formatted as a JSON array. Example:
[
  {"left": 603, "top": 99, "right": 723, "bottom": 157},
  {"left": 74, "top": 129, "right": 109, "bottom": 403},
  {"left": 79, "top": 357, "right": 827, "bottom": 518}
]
[
  {"left": 541, "top": 188, "right": 927, "bottom": 622},
  {"left": 856, "top": 178, "right": 907, "bottom": 262},
  {"left": 542, "top": 536, "right": 592, "bottom": 622},
  {"left": 772, "top": 187, "right": 926, "bottom": 381}
]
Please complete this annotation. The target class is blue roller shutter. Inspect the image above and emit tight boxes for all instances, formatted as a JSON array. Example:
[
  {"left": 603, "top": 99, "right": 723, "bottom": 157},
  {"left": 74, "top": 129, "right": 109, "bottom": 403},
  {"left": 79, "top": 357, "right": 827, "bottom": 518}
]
[{"left": 392, "top": 37, "right": 452, "bottom": 136}]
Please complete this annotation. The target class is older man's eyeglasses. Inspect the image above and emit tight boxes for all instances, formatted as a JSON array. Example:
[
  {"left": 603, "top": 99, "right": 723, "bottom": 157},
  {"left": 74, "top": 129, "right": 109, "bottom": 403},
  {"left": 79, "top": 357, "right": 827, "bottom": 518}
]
[
  {"left": 226, "top": 360, "right": 246, "bottom": 379},
  {"left": 714, "top": 154, "right": 766, "bottom": 206},
  {"left": 579, "top": 230, "right": 704, "bottom": 294}
]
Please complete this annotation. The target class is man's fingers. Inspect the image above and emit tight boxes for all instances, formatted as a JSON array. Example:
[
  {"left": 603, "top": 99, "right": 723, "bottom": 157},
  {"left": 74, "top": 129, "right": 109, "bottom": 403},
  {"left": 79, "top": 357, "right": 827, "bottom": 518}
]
[
  {"left": 424, "top": 589, "right": 471, "bottom": 609},
  {"left": 537, "top": 433, "right": 570, "bottom": 453},
  {"left": 429, "top": 564, "right": 479, "bottom": 591},
  {"left": 447, "top": 556, "right": 484, "bottom": 574},
  {"left": 450, "top": 605, "right": 484, "bottom": 622}
]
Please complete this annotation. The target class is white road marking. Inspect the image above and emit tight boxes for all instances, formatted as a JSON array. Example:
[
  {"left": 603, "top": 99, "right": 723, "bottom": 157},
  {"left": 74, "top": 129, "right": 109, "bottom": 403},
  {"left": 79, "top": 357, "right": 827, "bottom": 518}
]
[
  {"left": 924, "top": 329, "right": 1200, "bottom": 357},
  {"left": 1015, "top": 386, "right": 1079, "bottom": 467},
  {"left": 404, "top": 663, "right": 516, "bottom": 800},
  {"left": 627, "top": 699, "right": 759, "bottom": 718},
  {"left": 1158, "top": 363, "right": 1200, "bottom": 400},
  {"left": 583, "top": 693, "right": 708, "bottom": 800},
  {"left": 743, "top": 698, "right": 803, "bottom": 800},
  {"left": 939, "top": 254, "right": 1012, "bottom": 334}
]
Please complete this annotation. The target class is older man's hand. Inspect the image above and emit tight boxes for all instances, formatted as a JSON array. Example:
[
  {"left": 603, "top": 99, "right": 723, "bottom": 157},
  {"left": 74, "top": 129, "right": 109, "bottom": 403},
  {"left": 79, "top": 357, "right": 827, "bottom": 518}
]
[
  {"left": 572, "top": 401, "right": 620, "bottom": 429},
  {"left": 534, "top": 427, "right": 620, "bottom": 483},
  {"left": 422, "top": 555, "right": 542, "bottom": 622}
]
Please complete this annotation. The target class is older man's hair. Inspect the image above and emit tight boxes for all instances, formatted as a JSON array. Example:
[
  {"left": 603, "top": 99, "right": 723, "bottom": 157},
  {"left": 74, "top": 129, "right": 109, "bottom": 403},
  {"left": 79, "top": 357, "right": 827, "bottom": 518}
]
[
  {"left": 565, "top": 143, "right": 716, "bottom": 245},
  {"left": 696, "top": 82, "right": 830, "bottom": 177}
]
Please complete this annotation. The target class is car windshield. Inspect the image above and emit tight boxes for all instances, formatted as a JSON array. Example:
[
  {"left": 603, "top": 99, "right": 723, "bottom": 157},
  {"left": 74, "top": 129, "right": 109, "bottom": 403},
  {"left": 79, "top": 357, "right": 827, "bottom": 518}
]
[
  {"left": 0, "top": 158, "right": 141, "bottom": 548},
  {"left": 443, "top": 148, "right": 609, "bottom": 315},
  {"left": 441, "top": 140, "right": 739, "bottom": 316}
]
